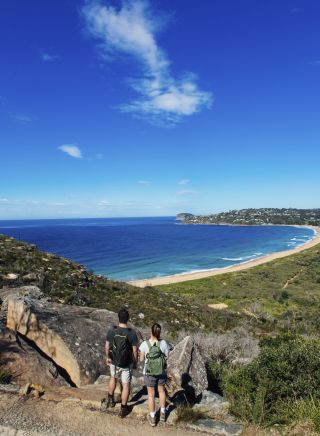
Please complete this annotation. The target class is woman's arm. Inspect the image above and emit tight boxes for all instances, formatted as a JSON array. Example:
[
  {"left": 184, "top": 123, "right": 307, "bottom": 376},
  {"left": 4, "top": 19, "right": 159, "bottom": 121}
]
[{"left": 139, "top": 351, "right": 145, "bottom": 363}]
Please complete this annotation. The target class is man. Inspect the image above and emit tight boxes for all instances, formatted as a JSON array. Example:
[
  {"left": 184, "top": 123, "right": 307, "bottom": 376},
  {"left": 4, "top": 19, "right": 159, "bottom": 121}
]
[{"left": 105, "top": 308, "right": 138, "bottom": 418}]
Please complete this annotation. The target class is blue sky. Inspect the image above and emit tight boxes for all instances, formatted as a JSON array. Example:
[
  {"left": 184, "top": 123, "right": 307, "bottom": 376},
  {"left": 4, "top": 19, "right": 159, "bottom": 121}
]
[{"left": 1, "top": 0, "right": 320, "bottom": 219}]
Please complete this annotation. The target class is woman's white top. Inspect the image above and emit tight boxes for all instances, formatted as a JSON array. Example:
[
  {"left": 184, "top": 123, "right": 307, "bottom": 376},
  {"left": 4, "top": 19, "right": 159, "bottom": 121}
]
[{"left": 139, "top": 339, "right": 170, "bottom": 375}]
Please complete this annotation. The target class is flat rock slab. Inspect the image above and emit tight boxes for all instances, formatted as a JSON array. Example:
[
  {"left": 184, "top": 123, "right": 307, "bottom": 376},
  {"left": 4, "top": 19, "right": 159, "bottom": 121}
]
[
  {"left": 187, "top": 419, "right": 243, "bottom": 436},
  {"left": 6, "top": 296, "right": 141, "bottom": 386}
]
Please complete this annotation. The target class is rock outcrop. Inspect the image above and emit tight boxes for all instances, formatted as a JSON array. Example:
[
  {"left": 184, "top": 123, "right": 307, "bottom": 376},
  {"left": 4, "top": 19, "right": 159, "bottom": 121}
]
[
  {"left": 167, "top": 336, "right": 207, "bottom": 398},
  {"left": 6, "top": 295, "right": 141, "bottom": 386},
  {"left": 0, "top": 328, "right": 68, "bottom": 388}
]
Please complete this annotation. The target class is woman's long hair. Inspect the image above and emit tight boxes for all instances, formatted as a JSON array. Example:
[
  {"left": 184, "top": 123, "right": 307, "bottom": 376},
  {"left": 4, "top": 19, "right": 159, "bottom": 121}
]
[{"left": 151, "top": 323, "right": 161, "bottom": 340}]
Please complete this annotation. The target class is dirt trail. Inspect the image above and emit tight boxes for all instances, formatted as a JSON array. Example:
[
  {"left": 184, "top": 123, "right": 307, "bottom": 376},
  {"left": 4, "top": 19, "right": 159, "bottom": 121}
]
[{"left": 0, "top": 392, "right": 207, "bottom": 436}]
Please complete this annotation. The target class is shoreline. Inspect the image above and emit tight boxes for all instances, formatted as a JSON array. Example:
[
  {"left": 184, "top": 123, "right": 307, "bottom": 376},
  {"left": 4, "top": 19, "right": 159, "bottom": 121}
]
[{"left": 129, "top": 226, "right": 320, "bottom": 288}]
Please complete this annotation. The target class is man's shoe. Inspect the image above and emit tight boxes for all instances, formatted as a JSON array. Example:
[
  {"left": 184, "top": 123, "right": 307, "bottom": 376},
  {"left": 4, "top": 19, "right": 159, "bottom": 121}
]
[
  {"left": 160, "top": 410, "right": 166, "bottom": 423},
  {"left": 102, "top": 394, "right": 115, "bottom": 409},
  {"left": 119, "top": 404, "right": 129, "bottom": 418},
  {"left": 148, "top": 414, "right": 156, "bottom": 427}
]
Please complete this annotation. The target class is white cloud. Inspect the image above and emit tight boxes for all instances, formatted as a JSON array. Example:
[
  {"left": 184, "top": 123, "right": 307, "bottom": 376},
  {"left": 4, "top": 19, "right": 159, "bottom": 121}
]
[
  {"left": 41, "top": 52, "right": 59, "bottom": 62},
  {"left": 310, "top": 60, "right": 320, "bottom": 67},
  {"left": 58, "top": 144, "right": 83, "bottom": 159},
  {"left": 178, "top": 179, "right": 190, "bottom": 185},
  {"left": 0, "top": 198, "right": 9, "bottom": 202},
  {"left": 11, "top": 113, "right": 34, "bottom": 124},
  {"left": 97, "top": 200, "right": 112, "bottom": 207},
  {"left": 82, "top": 0, "right": 212, "bottom": 125},
  {"left": 137, "top": 180, "right": 151, "bottom": 185},
  {"left": 177, "top": 189, "right": 200, "bottom": 196}
]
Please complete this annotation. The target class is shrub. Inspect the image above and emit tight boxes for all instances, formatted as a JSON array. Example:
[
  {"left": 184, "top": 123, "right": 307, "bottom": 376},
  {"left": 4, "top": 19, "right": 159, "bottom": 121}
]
[
  {"left": 0, "top": 365, "right": 11, "bottom": 384},
  {"left": 222, "top": 334, "right": 320, "bottom": 426},
  {"left": 175, "top": 406, "right": 207, "bottom": 423}
]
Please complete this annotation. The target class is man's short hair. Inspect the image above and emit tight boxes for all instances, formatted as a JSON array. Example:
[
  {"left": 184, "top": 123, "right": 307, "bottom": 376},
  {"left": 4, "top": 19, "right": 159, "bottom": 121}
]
[{"left": 118, "top": 308, "right": 129, "bottom": 324}]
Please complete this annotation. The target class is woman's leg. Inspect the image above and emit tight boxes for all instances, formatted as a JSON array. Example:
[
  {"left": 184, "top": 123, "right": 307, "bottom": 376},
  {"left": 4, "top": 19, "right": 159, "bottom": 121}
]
[
  {"left": 147, "top": 386, "right": 156, "bottom": 414},
  {"left": 158, "top": 385, "right": 166, "bottom": 409}
]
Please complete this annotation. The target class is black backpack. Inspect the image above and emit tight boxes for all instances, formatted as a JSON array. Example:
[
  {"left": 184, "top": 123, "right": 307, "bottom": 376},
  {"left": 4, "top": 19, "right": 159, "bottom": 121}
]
[{"left": 111, "top": 326, "right": 132, "bottom": 368}]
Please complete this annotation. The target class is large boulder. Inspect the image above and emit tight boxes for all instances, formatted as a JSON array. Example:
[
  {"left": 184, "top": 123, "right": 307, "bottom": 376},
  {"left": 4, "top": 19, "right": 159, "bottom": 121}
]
[
  {"left": 6, "top": 295, "right": 141, "bottom": 387},
  {"left": 167, "top": 336, "right": 207, "bottom": 398},
  {"left": 0, "top": 327, "right": 68, "bottom": 388},
  {"left": 0, "top": 286, "right": 43, "bottom": 314}
]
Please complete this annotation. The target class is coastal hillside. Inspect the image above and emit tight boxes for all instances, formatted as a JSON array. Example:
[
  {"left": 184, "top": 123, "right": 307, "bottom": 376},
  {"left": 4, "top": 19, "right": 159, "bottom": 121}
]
[
  {"left": 177, "top": 208, "right": 320, "bottom": 226},
  {"left": 159, "top": 242, "right": 320, "bottom": 335},
  {"left": 0, "top": 234, "right": 240, "bottom": 332}
]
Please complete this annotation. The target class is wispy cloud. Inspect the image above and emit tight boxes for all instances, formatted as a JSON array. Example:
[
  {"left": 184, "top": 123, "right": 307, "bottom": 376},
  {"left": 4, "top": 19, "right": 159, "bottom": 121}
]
[
  {"left": 178, "top": 179, "right": 190, "bottom": 185},
  {"left": 58, "top": 144, "right": 83, "bottom": 159},
  {"left": 290, "top": 7, "right": 300, "bottom": 14},
  {"left": 137, "top": 180, "right": 151, "bottom": 185},
  {"left": 41, "top": 52, "right": 60, "bottom": 62},
  {"left": 310, "top": 60, "right": 320, "bottom": 67},
  {"left": 82, "top": 0, "right": 212, "bottom": 126},
  {"left": 11, "top": 113, "right": 35, "bottom": 124},
  {"left": 177, "top": 189, "right": 200, "bottom": 196}
]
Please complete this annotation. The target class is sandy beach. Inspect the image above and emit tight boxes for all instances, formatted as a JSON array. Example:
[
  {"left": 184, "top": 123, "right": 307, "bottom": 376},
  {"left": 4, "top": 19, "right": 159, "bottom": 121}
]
[{"left": 129, "top": 226, "right": 320, "bottom": 288}]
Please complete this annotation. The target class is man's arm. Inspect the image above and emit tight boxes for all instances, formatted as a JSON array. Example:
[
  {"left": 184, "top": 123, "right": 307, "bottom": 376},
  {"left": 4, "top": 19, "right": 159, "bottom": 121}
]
[{"left": 105, "top": 341, "right": 111, "bottom": 366}]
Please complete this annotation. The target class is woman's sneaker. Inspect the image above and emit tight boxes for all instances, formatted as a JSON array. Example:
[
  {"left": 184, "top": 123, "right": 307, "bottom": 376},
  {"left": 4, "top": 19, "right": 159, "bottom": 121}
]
[
  {"left": 148, "top": 414, "right": 156, "bottom": 427},
  {"left": 160, "top": 410, "right": 166, "bottom": 423}
]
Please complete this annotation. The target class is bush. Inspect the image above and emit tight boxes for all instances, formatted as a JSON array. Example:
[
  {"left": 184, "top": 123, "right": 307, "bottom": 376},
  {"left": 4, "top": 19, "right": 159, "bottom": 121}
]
[
  {"left": 222, "top": 334, "right": 320, "bottom": 426},
  {"left": 0, "top": 365, "right": 11, "bottom": 384}
]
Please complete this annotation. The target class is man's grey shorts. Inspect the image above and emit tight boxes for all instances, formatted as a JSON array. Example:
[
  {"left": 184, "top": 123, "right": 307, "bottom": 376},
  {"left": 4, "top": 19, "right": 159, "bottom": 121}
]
[
  {"left": 110, "top": 364, "right": 132, "bottom": 384},
  {"left": 144, "top": 374, "right": 167, "bottom": 388}
]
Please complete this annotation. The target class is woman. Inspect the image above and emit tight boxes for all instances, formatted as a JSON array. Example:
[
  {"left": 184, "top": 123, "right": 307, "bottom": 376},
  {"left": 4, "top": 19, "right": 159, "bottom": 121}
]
[{"left": 139, "top": 323, "right": 170, "bottom": 426}]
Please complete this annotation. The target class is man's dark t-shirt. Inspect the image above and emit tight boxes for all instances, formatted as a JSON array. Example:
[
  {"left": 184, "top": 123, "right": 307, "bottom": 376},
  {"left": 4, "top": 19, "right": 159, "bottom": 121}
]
[{"left": 106, "top": 326, "right": 139, "bottom": 365}]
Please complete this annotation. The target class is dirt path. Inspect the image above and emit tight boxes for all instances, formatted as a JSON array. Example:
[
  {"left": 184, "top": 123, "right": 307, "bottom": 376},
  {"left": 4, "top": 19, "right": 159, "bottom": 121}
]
[{"left": 0, "top": 392, "right": 206, "bottom": 436}]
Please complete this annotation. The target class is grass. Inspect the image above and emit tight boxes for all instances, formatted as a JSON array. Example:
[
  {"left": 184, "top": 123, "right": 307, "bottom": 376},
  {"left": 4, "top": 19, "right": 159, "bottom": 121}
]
[{"left": 158, "top": 244, "right": 320, "bottom": 334}]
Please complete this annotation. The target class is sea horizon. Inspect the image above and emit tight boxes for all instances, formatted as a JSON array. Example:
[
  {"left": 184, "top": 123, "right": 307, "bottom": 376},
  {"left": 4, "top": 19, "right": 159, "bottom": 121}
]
[{"left": 0, "top": 217, "right": 316, "bottom": 282}]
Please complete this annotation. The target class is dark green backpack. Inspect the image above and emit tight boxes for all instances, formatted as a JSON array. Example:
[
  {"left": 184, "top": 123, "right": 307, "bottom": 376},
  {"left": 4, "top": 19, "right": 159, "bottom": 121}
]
[{"left": 145, "top": 340, "right": 167, "bottom": 376}]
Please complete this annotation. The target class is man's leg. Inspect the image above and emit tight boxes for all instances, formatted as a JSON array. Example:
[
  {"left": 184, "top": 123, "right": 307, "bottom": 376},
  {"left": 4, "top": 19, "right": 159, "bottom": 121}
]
[
  {"left": 119, "top": 369, "right": 131, "bottom": 418},
  {"left": 121, "top": 382, "right": 130, "bottom": 405},
  {"left": 108, "top": 376, "right": 116, "bottom": 396},
  {"left": 106, "top": 365, "right": 117, "bottom": 407}
]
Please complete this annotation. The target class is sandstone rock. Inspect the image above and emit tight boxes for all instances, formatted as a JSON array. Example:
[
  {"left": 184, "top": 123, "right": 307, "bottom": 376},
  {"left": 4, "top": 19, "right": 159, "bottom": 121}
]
[
  {"left": 19, "top": 383, "right": 31, "bottom": 396},
  {"left": 187, "top": 419, "right": 243, "bottom": 435},
  {"left": 0, "top": 286, "right": 43, "bottom": 314},
  {"left": 193, "top": 391, "right": 230, "bottom": 418},
  {"left": 6, "top": 296, "right": 141, "bottom": 386},
  {"left": 167, "top": 336, "right": 207, "bottom": 398},
  {"left": 0, "top": 327, "right": 68, "bottom": 388}
]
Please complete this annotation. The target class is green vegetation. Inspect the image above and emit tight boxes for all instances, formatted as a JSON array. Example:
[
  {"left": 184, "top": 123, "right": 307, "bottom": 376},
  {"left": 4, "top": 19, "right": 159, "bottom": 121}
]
[
  {"left": 0, "top": 365, "right": 11, "bottom": 384},
  {"left": 0, "top": 234, "right": 243, "bottom": 333},
  {"left": 220, "top": 334, "right": 320, "bottom": 431},
  {"left": 175, "top": 405, "right": 207, "bottom": 423},
  {"left": 159, "top": 244, "right": 320, "bottom": 334},
  {"left": 178, "top": 208, "right": 320, "bottom": 225}
]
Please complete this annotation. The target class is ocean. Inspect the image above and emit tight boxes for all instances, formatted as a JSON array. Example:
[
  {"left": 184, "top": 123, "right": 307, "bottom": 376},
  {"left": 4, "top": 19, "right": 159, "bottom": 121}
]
[{"left": 0, "top": 217, "right": 315, "bottom": 281}]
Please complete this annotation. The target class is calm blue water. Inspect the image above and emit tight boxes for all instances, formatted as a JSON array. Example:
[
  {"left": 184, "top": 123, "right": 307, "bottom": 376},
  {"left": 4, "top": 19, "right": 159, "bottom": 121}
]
[{"left": 0, "top": 217, "right": 315, "bottom": 281}]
